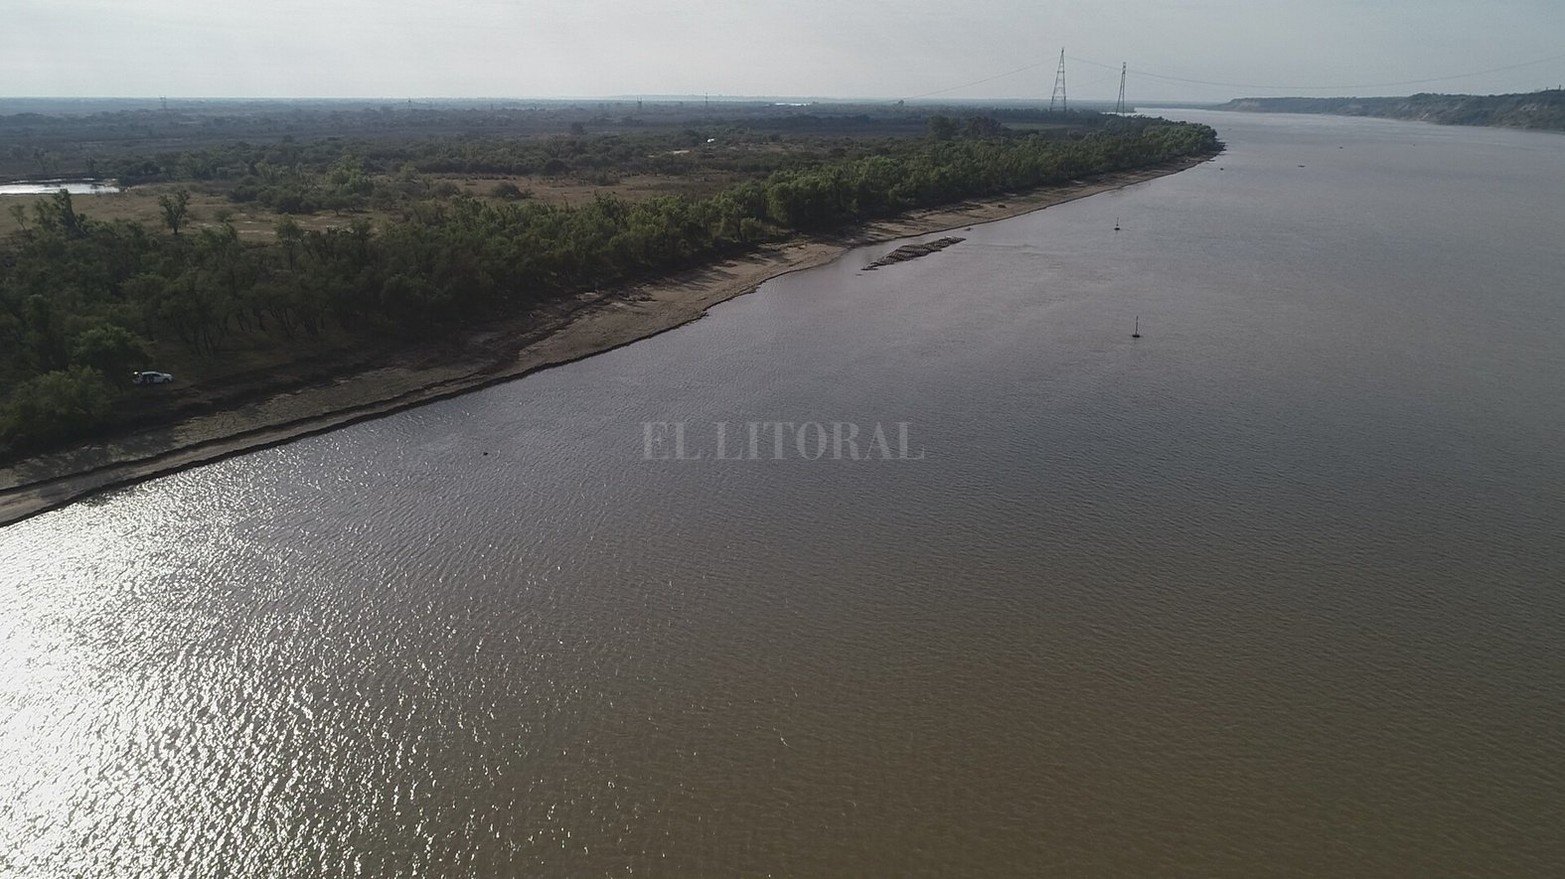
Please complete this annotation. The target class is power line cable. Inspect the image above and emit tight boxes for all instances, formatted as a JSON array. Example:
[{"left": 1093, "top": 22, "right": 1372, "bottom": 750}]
[
  {"left": 900, "top": 60, "right": 1053, "bottom": 100},
  {"left": 900, "top": 65, "right": 1123, "bottom": 103}
]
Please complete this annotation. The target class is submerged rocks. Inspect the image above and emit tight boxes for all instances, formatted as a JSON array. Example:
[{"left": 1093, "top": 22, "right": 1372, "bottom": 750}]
[{"left": 863, "top": 236, "right": 965, "bottom": 270}]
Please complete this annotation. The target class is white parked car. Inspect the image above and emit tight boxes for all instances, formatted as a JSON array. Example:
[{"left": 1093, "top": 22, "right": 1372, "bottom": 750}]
[{"left": 131, "top": 370, "right": 175, "bottom": 385}]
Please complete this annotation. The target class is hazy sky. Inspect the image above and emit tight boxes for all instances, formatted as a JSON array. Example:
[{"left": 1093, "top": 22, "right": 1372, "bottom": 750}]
[{"left": 4, "top": 0, "right": 1563, "bottom": 101}]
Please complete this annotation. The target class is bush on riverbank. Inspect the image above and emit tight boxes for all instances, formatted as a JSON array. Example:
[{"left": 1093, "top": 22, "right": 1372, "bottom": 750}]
[{"left": 0, "top": 366, "right": 113, "bottom": 452}]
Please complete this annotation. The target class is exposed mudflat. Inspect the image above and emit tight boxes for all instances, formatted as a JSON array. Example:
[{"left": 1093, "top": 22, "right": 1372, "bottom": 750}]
[{"left": 863, "top": 236, "right": 965, "bottom": 270}]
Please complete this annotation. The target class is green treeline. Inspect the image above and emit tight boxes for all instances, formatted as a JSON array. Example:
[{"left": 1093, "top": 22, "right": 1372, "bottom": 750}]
[
  {"left": 0, "top": 118, "right": 1217, "bottom": 456},
  {"left": 113, "top": 130, "right": 872, "bottom": 217},
  {"left": 1218, "top": 90, "right": 1565, "bottom": 132},
  {"left": 115, "top": 129, "right": 841, "bottom": 202}
]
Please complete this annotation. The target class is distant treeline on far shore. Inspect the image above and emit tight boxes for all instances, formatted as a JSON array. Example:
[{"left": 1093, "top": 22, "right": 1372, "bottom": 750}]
[{"left": 1217, "top": 89, "right": 1565, "bottom": 132}]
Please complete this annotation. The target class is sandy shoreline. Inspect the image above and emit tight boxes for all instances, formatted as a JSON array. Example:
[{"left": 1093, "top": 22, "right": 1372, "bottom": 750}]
[{"left": 0, "top": 154, "right": 1213, "bottom": 526}]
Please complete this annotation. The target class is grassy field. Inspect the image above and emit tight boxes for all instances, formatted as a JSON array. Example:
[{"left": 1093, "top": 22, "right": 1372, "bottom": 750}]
[
  {"left": 0, "top": 172, "right": 746, "bottom": 239},
  {"left": 0, "top": 103, "right": 851, "bottom": 240}
]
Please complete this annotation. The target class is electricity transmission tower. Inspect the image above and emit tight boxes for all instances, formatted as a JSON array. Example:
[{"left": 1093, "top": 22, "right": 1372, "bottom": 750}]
[
  {"left": 1049, "top": 49, "right": 1068, "bottom": 112},
  {"left": 1115, "top": 63, "right": 1127, "bottom": 113}
]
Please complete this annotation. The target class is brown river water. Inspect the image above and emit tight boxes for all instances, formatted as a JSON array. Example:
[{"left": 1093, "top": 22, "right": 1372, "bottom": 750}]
[{"left": 2, "top": 111, "right": 1562, "bottom": 877}]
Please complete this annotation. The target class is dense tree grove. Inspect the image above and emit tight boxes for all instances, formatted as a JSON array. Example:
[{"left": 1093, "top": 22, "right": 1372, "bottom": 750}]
[
  {"left": 114, "top": 129, "right": 800, "bottom": 192},
  {"left": 0, "top": 118, "right": 1217, "bottom": 455}
]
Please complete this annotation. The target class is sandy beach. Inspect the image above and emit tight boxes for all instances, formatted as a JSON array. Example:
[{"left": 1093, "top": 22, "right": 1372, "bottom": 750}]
[{"left": 0, "top": 154, "right": 1213, "bottom": 526}]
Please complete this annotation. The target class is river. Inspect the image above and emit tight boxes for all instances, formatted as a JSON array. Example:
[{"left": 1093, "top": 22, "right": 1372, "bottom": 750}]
[
  {"left": 2, "top": 111, "right": 1562, "bottom": 877},
  {"left": 0, "top": 180, "right": 120, "bottom": 196}
]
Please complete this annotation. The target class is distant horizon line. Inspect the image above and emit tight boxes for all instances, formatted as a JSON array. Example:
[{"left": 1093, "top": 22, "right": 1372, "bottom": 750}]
[
  {"left": 0, "top": 93, "right": 1178, "bottom": 103},
  {"left": 2, "top": 87, "right": 1556, "bottom": 106}
]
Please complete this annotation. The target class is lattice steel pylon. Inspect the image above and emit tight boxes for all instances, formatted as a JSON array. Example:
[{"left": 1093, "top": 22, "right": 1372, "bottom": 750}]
[
  {"left": 1049, "top": 49, "right": 1067, "bottom": 113},
  {"left": 1115, "top": 62, "right": 1127, "bottom": 113}
]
